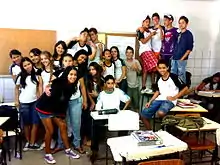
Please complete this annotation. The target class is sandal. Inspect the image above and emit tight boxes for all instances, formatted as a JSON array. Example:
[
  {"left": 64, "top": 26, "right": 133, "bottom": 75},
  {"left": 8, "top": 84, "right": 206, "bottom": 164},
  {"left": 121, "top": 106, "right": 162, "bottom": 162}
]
[{"left": 75, "top": 147, "right": 86, "bottom": 154}]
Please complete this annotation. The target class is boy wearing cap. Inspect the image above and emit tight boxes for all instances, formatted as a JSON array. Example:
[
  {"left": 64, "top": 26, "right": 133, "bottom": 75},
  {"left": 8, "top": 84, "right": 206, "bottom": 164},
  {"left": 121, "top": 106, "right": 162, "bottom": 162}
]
[
  {"left": 171, "top": 16, "right": 194, "bottom": 83},
  {"left": 161, "top": 14, "right": 178, "bottom": 65}
]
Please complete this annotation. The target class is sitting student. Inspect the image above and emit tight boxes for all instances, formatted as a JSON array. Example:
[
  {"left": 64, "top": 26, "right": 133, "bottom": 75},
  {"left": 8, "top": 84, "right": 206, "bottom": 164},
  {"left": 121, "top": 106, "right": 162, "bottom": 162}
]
[
  {"left": 9, "top": 49, "right": 22, "bottom": 81},
  {"left": 196, "top": 72, "right": 220, "bottom": 120},
  {"left": 125, "top": 46, "right": 142, "bottom": 112},
  {"left": 90, "top": 75, "right": 130, "bottom": 163},
  {"left": 101, "top": 49, "right": 115, "bottom": 78},
  {"left": 96, "top": 75, "right": 130, "bottom": 110},
  {"left": 36, "top": 66, "right": 80, "bottom": 164},
  {"left": 141, "top": 59, "right": 188, "bottom": 130},
  {"left": 197, "top": 72, "right": 220, "bottom": 91}
]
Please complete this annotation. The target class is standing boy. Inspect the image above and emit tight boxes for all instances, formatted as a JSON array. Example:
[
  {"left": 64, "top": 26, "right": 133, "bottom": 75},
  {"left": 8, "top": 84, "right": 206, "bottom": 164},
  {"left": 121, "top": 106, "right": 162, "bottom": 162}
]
[
  {"left": 161, "top": 14, "right": 178, "bottom": 65},
  {"left": 141, "top": 59, "right": 188, "bottom": 130},
  {"left": 125, "top": 46, "right": 142, "bottom": 112},
  {"left": 9, "top": 49, "right": 22, "bottom": 81},
  {"left": 171, "top": 16, "right": 194, "bottom": 83}
]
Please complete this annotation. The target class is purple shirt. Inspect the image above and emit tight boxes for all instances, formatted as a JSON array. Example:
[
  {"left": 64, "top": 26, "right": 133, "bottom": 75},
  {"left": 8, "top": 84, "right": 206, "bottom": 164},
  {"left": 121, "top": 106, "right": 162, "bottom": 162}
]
[{"left": 161, "top": 27, "right": 178, "bottom": 56}]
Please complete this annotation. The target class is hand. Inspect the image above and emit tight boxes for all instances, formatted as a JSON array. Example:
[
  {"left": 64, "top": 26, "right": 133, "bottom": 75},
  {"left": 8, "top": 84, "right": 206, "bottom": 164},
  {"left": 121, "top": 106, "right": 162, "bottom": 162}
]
[
  {"left": 115, "top": 80, "right": 121, "bottom": 84},
  {"left": 89, "top": 90, "right": 99, "bottom": 98},
  {"left": 82, "top": 101, "right": 88, "bottom": 110},
  {"left": 131, "top": 63, "right": 138, "bottom": 71},
  {"left": 145, "top": 102, "right": 151, "bottom": 108},
  {"left": 98, "top": 43, "right": 103, "bottom": 50},
  {"left": 45, "top": 86, "right": 51, "bottom": 96},
  {"left": 15, "top": 101, "right": 19, "bottom": 108},
  {"left": 72, "top": 36, "right": 80, "bottom": 41},
  {"left": 90, "top": 103, "right": 95, "bottom": 111},
  {"left": 167, "top": 96, "right": 177, "bottom": 101},
  {"left": 151, "top": 31, "right": 156, "bottom": 36}
]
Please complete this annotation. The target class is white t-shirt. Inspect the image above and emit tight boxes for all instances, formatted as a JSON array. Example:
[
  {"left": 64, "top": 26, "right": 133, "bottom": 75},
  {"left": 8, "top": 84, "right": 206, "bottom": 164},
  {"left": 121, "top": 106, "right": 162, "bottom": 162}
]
[
  {"left": 139, "top": 31, "right": 152, "bottom": 55},
  {"left": 11, "top": 65, "right": 21, "bottom": 76},
  {"left": 150, "top": 28, "right": 162, "bottom": 52},
  {"left": 95, "top": 88, "right": 130, "bottom": 110},
  {"left": 103, "top": 62, "right": 115, "bottom": 78},
  {"left": 114, "top": 58, "right": 126, "bottom": 80},
  {"left": 16, "top": 75, "right": 38, "bottom": 103},
  {"left": 70, "top": 82, "right": 81, "bottom": 100},
  {"left": 67, "top": 41, "right": 92, "bottom": 57},
  {"left": 156, "top": 74, "right": 185, "bottom": 105},
  {"left": 41, "top": 70, "right": 54, "bottom": 91}
]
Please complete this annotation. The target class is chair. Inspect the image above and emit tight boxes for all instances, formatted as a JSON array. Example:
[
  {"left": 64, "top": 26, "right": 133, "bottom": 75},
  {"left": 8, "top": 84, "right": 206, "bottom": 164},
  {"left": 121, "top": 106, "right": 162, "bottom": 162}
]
[
  {"left": 0, "top": 105, "right": 22, "bottom": 161},
  {"left": 138, "top": 159, "right": 184, "bottom": 165},
  {"left": 107, "top": 110, "right": 139, "bottom": 165}
]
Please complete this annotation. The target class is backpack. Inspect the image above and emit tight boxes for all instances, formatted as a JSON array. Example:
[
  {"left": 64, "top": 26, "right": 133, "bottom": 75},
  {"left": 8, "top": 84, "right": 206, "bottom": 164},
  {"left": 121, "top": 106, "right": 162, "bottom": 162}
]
[{"left": 162, "top": 115, "right": 205, "bottom": 130}]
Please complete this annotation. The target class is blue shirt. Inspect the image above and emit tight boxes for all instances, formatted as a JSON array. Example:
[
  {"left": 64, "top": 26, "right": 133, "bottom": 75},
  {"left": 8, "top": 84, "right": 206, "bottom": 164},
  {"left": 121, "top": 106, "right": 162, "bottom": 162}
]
[{"left": 173, "top": 30, "right": 194, "bottom": 60}]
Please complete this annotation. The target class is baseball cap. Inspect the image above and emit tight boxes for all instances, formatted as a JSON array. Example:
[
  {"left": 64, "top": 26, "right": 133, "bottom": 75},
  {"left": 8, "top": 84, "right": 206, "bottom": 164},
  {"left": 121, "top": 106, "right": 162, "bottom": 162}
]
[{"left": 164, "top": 14, "right": 174, "bottom": 21}]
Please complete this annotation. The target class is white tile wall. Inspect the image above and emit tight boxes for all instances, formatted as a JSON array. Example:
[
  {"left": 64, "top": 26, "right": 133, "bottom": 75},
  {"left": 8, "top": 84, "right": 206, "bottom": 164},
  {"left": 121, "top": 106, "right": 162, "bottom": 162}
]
[{"left": 0, "top": 76, "right": 15, "bottom": 103}]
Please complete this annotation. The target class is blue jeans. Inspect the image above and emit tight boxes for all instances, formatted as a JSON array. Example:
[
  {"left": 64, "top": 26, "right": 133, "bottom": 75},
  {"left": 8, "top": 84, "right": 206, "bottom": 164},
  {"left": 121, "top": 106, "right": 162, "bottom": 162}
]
[
  {"left": 141, "top": 100, "right": 174, "bottom": 119},
  {"left": 171, "top": 60, "right": 187, "bottom": 83},
  {"left": 19, "top": 101, "right": 40, "bottom": 125},
  {"left": 57, "top": 97, "right": 82, "bottom": 148}
]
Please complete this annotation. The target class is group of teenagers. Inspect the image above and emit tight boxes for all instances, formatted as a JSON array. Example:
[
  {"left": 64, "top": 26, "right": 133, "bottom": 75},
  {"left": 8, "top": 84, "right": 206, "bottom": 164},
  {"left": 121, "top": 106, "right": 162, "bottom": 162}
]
[{"left": 7, "top": 12, "right": 220, "bottom": 164}]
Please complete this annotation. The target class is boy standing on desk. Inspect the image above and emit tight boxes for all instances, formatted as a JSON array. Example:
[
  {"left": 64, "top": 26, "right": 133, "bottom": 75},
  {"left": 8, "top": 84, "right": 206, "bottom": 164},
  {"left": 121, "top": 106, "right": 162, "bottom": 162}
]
[
  {"left": 141, "top": 59, "right": 188, "bottom": 130},
  {"left": 90, "top": 75, "right": 130, "bottom": 163}
]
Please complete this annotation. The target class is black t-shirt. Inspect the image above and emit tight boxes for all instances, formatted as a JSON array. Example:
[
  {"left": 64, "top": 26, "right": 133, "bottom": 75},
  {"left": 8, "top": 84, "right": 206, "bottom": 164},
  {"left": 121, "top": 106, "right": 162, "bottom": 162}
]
[{"left": 36, "top": 78, "right": 75, "bottom": 116}]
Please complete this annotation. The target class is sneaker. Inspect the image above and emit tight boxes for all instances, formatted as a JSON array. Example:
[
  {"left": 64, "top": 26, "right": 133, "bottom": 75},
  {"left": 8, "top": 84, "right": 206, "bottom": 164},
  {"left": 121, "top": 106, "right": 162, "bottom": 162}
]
[
  {"left": 141, "top": 87, "right": 152, "bottom": 94},
  {"left": 29, "top": 143, "right": 41, "bottom": 150},
  {"left": 44, "top": 154, "right": 56, "bottom": 164},
  {"left": 23, "top": 142, "right": 30, "bottom": 152},
  {"left": 65, "top": 149, "right": 80, "bottom": 159}
]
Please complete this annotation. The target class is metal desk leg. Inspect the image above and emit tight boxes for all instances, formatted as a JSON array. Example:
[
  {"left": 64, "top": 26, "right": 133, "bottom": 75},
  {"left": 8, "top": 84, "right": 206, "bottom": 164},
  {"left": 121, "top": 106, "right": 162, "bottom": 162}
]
[{"left": 122, "top": 156, "right": 127, "bottom": 165}]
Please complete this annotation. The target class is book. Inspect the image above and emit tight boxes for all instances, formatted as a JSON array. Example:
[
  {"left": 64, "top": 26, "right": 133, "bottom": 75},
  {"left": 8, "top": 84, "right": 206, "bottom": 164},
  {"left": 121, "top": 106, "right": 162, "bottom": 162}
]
[
  {"left": 197, "top": 91, "right": 215, "bottom": 97},
  {"left": 177, "top": 99, "right": 196, "bottom": 108},
  {"left": 131, "top": 131, "right": 163, "bottom": 146}
]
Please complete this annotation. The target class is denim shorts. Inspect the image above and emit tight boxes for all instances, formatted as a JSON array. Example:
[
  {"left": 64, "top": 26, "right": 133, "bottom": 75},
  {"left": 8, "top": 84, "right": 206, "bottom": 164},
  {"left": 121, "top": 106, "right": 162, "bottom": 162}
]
[
  {"left": 141, "top": 100, "right": 174, "bottom": 119},
  {"left": 37, "top": 111, "right": 54, "bottom": 119},
  {"left": 19, "top": 101, "right": 40, "bottom": 125}
]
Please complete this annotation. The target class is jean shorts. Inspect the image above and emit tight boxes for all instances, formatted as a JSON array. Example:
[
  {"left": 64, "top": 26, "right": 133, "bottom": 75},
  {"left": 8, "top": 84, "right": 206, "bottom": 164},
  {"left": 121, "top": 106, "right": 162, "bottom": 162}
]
[
  {"left": 19, "top": 101, "right": 40, "bottom": 125},
  {"left": 37, "top": 111, "right": 54, "bottom": 119},
  {"left": 141, "top": 100, "right": 174, "bottom": 119}
]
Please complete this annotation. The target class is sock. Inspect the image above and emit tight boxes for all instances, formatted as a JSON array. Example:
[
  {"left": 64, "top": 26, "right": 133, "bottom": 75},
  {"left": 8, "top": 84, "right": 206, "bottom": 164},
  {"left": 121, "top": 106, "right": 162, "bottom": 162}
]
[{"left": 65, "top": 148, "right": 71, "bottom": 152}]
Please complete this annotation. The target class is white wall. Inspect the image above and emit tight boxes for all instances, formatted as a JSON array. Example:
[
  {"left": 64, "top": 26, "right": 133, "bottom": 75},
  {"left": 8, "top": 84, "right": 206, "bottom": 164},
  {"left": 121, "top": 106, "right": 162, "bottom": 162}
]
[{"left": 1, "top": 0, "right": 220, "bottom": 86}]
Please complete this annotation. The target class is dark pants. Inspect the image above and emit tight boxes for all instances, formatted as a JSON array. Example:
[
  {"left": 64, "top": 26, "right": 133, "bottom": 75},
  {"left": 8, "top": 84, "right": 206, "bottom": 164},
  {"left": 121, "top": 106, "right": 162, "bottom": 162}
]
[
  {"left": 119, "top": 79, "right": 128, "bottom": 109},
  {"left": 81, "top": 109, "right": 92, "bottom": 142}
]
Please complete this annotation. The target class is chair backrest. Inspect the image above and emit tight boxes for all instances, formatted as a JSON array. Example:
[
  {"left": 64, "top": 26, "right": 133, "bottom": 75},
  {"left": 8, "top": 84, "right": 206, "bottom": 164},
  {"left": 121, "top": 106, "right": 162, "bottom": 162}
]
[
  {"left": 0, "top": 105, "right": 18, "bottom": 131},
  {"left": 138, "top": 159, "right": 184, "bottom": 165},
  {"left": 108, "top": 110, "right": 139, "bottom": 131}
]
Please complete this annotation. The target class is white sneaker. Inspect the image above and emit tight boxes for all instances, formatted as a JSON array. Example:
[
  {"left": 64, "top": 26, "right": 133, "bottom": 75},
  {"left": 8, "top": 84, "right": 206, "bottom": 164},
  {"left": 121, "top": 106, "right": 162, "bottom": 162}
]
[
  {"left": 44, "top": 154, "right": 56, "bottom": 164},
  {"left": 141, "top": 88, "right": 151, "bottom": 94},
  {"left": 23, "top": 142, "right": 30, "bottom": 152}
]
